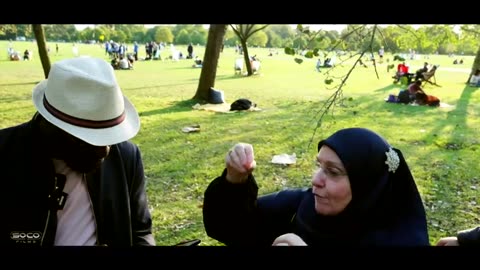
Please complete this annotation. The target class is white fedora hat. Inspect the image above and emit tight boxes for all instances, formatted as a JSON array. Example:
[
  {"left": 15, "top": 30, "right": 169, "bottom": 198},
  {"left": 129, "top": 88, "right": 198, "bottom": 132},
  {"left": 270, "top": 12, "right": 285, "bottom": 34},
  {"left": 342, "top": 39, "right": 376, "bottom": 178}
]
[{"left": 32, "top": 56, "right": 140, "bottom": 146}]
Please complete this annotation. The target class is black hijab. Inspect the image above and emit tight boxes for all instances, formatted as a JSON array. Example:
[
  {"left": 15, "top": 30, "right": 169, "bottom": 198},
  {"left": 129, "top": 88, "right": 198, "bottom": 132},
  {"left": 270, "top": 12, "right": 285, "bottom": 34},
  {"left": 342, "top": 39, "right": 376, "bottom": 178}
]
[{"left": 294, "top": 128, "right": 428, "bottom": 245}]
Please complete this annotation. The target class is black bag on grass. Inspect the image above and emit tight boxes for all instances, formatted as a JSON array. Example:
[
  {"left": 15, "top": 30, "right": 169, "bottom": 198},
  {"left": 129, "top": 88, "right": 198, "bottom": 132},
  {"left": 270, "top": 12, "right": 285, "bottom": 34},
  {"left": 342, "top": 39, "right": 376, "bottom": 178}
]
[{"left": 230, "top": 98, "right": 256, "bottom": 111}]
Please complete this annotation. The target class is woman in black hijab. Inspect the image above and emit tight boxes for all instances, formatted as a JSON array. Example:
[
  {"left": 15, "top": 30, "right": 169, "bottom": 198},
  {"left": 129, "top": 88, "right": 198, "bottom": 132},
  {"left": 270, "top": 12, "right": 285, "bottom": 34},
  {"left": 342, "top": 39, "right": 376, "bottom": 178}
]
[{"left": 202, "top": 127, "right": 429, "bottom": 246}]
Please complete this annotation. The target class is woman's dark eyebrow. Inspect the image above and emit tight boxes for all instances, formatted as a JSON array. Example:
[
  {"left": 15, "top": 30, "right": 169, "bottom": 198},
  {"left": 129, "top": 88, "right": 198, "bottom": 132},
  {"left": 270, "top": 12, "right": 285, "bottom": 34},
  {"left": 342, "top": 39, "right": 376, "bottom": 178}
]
[{"left": 317, "top": 158, "right": 346, "bottom": 171}]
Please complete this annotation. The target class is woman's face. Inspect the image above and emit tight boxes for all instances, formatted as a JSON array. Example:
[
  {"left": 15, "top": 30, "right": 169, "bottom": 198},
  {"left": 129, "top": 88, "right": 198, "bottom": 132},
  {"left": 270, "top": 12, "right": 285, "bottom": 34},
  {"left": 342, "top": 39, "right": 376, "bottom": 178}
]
[{"left": 311, "top": 145, "right": 352, "bottom": 215}]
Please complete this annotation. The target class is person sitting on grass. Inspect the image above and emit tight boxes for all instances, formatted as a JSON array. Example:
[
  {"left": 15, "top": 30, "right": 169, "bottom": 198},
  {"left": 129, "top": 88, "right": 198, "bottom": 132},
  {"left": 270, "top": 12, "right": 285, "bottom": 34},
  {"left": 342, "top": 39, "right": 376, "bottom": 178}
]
[
  {"left": 117, "top": 55, "right": 133, "bottom": 70},
  {"left": 414, "top": 62, "right": 429, "bottom": 81},
  {"left": 415, "top": 91, "right": 440, "bottom": 107},
  {"left": 393, "top": 62, "right": 413, "bottom": 84},
  {"left": 420, "top": 65, "right": 438, "bottom": 83},
  {"left": 403, "top": 80, "right": 424, "bottom": 103},
  {"left": 192, "top": 56, "right": 203, "bottom": 68},
  {"left": 469, "top": 69, "right": 480, "bottom": 87}
]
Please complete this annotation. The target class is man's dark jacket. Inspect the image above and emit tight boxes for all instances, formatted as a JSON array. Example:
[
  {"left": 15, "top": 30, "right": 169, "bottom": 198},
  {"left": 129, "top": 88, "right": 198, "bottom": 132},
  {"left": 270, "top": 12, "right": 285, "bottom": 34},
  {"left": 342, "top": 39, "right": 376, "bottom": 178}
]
[
  {"left": 458, "top": 227, "right": 480, "bottom": 246},
  {"left": 0, "top": 119, "right": 155, "bottom": 246}
]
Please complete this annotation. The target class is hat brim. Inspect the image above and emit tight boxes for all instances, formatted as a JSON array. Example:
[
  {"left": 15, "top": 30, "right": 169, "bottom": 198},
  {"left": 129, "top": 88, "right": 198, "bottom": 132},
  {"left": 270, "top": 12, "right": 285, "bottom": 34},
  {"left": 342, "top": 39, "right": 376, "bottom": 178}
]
[{"left": 32, "top": 79, "right": 140, "bottom": 146}]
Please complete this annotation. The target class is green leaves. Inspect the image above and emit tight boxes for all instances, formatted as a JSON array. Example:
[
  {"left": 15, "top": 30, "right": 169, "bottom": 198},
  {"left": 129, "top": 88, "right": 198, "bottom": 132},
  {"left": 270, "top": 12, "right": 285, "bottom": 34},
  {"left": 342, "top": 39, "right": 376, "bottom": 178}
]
[
  {"left": 296, "top": 24, "right": 310, "bottom": 34},
  {"left": 393, "top": 55, "right": 405, "bottom": 61},
  {"left": 286, "top": 47, "right": 320, "bottom": 62},
  {"left": 284, "top": 47, "right": 295, "bottom": 55}
]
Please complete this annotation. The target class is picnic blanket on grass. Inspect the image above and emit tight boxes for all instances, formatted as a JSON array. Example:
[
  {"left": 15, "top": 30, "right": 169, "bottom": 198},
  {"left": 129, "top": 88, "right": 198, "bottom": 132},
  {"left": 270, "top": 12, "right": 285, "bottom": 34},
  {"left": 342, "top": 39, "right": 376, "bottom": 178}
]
[{"left": 192, "top": 103, "right": 262, "bottom": 113}]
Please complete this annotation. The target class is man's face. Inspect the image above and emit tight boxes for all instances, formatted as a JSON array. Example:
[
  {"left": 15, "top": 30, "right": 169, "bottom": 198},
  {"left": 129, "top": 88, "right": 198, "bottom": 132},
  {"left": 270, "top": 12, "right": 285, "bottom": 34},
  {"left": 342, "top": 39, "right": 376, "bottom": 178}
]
[{"left": 38, "top": 116, "right": 111, "bottom": 173}]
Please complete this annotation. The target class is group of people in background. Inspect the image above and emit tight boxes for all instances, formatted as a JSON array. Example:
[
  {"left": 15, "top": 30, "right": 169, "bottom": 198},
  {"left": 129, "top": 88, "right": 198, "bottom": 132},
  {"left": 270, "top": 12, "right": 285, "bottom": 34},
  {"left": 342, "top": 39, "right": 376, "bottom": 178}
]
[
  {"left": 388, "top": 79, "right": 440, "bottom": 106},
  {"left": 453, "top": 59, "right": 464, "bottom": 65},
  {"left": 111, "top": 53, "right": 135, "bottom": 70},
  {"left": 7, "top": 46, "right": 32, "bottom": 61},
  {"left": 104, "top": 40, "right": 204, "bottom": 70},
  {"left": 389, "top": 62, "right": 441, "bottom": 106},
  {"left": 393, "top": 62, "right": 433, "bottom": 85},
  {"left": 315, "top": 57, "right": 335, "bottom": 71}
]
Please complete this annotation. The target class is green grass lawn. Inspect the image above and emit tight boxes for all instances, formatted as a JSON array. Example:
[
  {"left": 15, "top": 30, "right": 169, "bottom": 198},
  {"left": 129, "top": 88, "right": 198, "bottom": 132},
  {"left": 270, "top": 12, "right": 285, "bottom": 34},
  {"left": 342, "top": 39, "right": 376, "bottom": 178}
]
[{"left": 1, "top": 41, "right": 479, "bottom": 246}]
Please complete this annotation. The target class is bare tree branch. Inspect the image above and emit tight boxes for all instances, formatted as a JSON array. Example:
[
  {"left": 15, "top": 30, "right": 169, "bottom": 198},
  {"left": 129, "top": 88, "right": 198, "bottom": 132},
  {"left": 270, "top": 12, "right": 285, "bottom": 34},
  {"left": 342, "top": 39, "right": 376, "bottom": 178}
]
[
  {"left": 245, "top": 25, "right": 255, "bottom": 38},
  {"left": 461, "top": 25, "right": 480, "bottom": 37},
  {"left": 296, "top": 24, "right": 393, "bottom": 149},
  {"left": 306, "top": 53, "right": 367, "bottom": 149},
  {"left": 231, "top": 24, "right": 269, "bottom": 40},
  {"left": 376, "top": 27, "right": 389, "bottom": 49},
  {"left": 338, "top": 25, "right": 367, "bottom": 41},
  {"left": 368, "top": 25, "right": 380, "bottom": 80},
  {"left": 396, "top": 24, "right": 421, "bottom": 41},
  {"left": 327, "top": 24, "right": 367, "bottom": 54},
  {"left": 245, "top": 24, "right": 269, "bottom": 39},
  {"left": 288, "top": 24, "right": 416, "bottom": 150},
  {"left": 230, "top": 24, "right": 269, "bottom": 76},
  {"left": 230, "top": 24, "right": 241, "bottom": 37}
]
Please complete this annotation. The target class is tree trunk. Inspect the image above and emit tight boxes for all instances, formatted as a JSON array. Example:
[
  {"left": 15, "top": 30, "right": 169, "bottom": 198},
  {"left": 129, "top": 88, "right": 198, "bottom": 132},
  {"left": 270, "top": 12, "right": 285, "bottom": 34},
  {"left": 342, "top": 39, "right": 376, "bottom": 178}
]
[
  {"left": 32, "top": 24, "right": 51, "bottom": 79},
  {"left": 193, "top": 24, "right": 227, "bottom": 102},
  {"left": 468, "top": 45, "right": 480, "bottom": 83},
  {"left": 241, "top": 39, "right": 253, "bottom": 76}
]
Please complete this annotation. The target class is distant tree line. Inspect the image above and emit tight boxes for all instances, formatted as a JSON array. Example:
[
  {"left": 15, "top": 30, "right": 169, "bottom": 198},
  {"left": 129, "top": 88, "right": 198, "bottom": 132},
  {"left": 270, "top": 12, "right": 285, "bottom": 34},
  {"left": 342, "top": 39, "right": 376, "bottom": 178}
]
[{"left": 1, "top": 24, "right": 479, "bottom": 55}]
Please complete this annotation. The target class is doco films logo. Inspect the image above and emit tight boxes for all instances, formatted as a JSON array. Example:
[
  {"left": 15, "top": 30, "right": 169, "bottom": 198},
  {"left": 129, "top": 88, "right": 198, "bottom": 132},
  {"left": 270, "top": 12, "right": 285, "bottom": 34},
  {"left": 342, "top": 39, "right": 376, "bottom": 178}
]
[{"left": 10, "top": 231, "right": 42, "bottom": 244}]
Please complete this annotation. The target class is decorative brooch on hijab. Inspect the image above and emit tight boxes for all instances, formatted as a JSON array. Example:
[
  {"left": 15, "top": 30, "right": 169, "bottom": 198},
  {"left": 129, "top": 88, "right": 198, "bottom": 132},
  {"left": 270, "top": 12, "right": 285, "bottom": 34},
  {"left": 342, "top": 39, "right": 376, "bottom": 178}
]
[{"left": 385, "top": 147, "right": 400, "bottom": 173}]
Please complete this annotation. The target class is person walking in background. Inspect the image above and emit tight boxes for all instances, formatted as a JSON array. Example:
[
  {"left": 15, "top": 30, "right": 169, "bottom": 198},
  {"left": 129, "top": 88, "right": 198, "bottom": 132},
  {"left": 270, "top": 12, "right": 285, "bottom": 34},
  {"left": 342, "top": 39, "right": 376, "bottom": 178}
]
[
  {"left": 187, "top": 43, "right": 194, "bottom": 59},
  {"left": 72, "top": 43, "right": 78, "bottom": 57},
  {"left": 133, "top": 41, "right": 139, "bottom": 61},
  {"left": 316, "top": 58, "right": 322, "bottom": 72},
  {"left": 23, "top": 49, "right": 30, "bottom": 61},
  {"left": 378, "top": 46, "right": 384, "bottom": 63}
]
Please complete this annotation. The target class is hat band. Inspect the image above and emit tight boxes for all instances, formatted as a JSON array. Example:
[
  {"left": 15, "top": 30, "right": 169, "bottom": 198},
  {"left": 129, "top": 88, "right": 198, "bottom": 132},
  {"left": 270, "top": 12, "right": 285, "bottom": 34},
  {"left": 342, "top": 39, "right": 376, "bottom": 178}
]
[{"left": 43, "top": 94, "right": 126, "bottom": 129}]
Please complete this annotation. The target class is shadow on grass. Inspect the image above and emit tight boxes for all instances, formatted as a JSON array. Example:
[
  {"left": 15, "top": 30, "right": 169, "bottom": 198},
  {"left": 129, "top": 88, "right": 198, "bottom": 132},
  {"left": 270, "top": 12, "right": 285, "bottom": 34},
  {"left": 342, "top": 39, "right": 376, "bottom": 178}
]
[
  {"left": 139, "top": 99, "right": 199, "bottom": 117},
  {"left": 169, "top": 66, "right": 202, "bottom": 70},
  {"left": 374, "top": 83, "right": 403, "bottom": 93},
  {"left": 0, "top": 95, "right": 32, "bottom": 103},
  {"left": 391, "top": 83, "right": 479, "bottom": 239},
  {"left": 216, "top": 74, "right": 253, "bottom": 81},
  {"left": 124, "top": 83, "right": 196, "bottom": 91},
  {"left": 0, "top": 105, "right": 32, "bottom": 113},
  {"left": 419, "top": 84, "right": 480, "bottom": 239},
  {"left": 425, "top": 83, "right": 478, "bottom": 149},
  {"left": 0, "top": 81, "right": 39, "bottom": 87}
]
